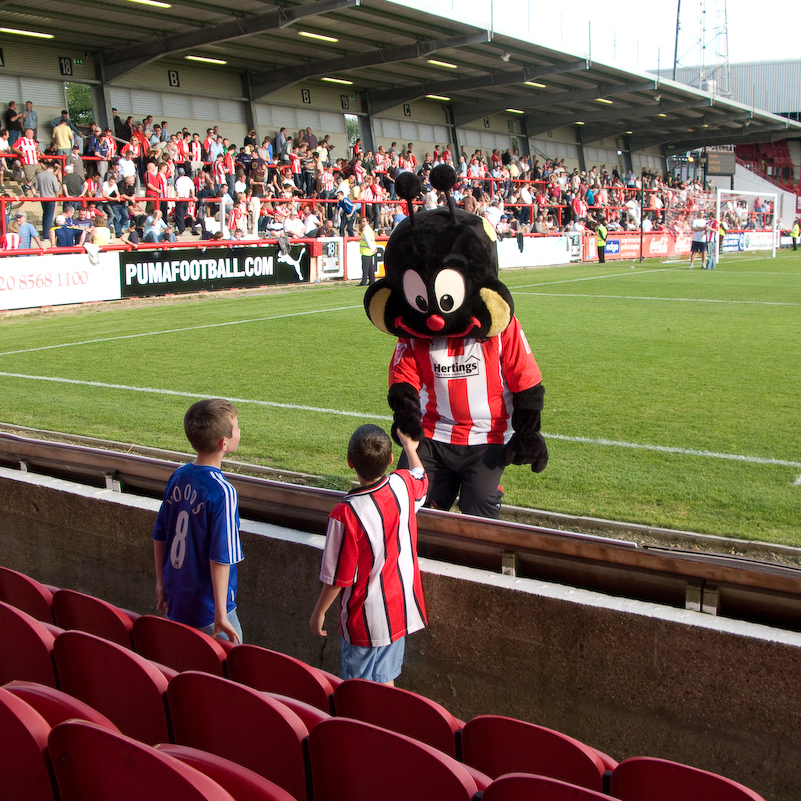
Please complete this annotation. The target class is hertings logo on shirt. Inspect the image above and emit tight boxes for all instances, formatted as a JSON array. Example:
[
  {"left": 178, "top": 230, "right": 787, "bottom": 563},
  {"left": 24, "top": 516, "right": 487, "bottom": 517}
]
[{"left": 433, "top": 355, "right": 482, "bottom": 380}]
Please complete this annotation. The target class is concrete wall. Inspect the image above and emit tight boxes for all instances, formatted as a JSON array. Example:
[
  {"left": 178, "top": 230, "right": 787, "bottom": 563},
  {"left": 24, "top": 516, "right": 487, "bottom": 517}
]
[{"left": 0, "top": 466, "right": 799, "bottom": 800}]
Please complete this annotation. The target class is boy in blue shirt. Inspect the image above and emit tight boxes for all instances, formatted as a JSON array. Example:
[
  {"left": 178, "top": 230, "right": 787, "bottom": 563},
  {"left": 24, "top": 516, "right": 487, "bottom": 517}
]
[{"left": 152, "top": 398, "right": 244, "bottom": 642}]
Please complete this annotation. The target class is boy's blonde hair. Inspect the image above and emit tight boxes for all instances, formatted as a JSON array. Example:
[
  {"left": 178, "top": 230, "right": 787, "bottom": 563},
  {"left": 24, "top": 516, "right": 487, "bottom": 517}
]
[
  {"left": 184, "top": 398, "right": 238, "bottom": 454},
  {"left": 348, "top": 424, "right": 392, "bottom": 481}
]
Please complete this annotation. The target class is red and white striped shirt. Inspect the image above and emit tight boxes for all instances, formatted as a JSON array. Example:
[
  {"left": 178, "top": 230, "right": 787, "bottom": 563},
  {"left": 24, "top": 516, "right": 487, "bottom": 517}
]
[
  {"left": 211, "top": 160, "right": 226, "bottom": 186},
  {"left": 176, "top": 139, "right": 189, "bottom": 159},
  {"left": 16, "top": 137, "right": 39, "bottom": 165},
  {"left": 104, "top": 136, "right": 117, "bottom": 159},
  {"left": 1, "top": 232, "right": 20, "bottom": 250},
  {"left": 189, "top": 141, "right": 202, "bottom": 162},
  {"left": 389, "top": 316, "right": 542, "bottom": 446},
  {"left": 320, "top": 467, "right": 428, "bottom": 647},
  {"left": 320, "top": 170, "right": 334, "bottom": 192}
]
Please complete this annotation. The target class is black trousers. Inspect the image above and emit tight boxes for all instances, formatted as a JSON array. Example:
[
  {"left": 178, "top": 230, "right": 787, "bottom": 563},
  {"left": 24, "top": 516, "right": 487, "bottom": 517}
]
[{"left": 400, "top": 438, "right": 505, "bottom": 519}]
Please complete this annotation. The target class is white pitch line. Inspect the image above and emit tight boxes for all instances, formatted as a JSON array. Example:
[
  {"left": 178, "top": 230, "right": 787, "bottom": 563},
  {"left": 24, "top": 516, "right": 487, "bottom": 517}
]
[
  {"left": 513, "top": 267, "right": 672, "bottom": 289},
  {"left": 516, "top": 291, "right": 801, "bottom": 307},
  {"left": 0, "top": 304, "right": 362, "bottom": 358},
  {"left": 1, "top": 370, "right": 799, "bottom": 469}
]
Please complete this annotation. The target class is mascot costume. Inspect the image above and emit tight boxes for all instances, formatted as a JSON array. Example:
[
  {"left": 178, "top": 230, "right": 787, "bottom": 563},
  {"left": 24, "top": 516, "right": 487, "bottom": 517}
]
[{"left": 364, "top": 165, "right": 547, "bottom": 519}]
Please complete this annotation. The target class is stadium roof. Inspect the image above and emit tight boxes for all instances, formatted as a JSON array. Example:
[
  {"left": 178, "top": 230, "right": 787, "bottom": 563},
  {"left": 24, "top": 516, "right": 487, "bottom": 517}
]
[{"left": 2, "top": 0, "right": 799, "bottom": 153}]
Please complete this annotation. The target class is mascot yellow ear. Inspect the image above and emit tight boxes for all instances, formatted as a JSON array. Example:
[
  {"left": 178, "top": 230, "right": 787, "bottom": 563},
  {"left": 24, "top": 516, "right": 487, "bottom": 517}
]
[
  {"left": 366, "top": 287, "right": 392, "bottom": 335},
  {"left": 482, "top": 217, "right": 498, "bottom": 242},
  {"left": 480, "top": 287, "right": 512, "bottom": 337}
]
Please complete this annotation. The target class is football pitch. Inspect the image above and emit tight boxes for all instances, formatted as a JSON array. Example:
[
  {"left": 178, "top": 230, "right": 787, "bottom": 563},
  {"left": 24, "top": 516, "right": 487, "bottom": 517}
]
[{"left": 0, "top": 250, "right": 799, "bottom": 545}]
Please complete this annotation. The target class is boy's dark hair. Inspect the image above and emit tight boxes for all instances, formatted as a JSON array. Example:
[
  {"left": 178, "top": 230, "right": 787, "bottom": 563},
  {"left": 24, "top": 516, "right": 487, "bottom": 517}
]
[
  {"left": 348, "top": 424, "right": 392, "bottom": 481},
  {"left": 184, "top": 398, "right": 238, "bottom": 454}
]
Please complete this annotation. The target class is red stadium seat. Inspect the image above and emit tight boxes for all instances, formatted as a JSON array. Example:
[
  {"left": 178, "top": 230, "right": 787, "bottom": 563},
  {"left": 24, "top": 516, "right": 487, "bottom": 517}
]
[
  {"left": 610, "top": 756, "right": 767, "bottom": 801},
  {"left": 333, "top": 677, "right": 463, "bottom": 757},
  {"left": 157, "top": 744, "right": 300, "bottom": 801},
  {"left": 461, "top": 714, "right": 613, "bottom": 792},
  {"left": 263, "top": 691, "right": 331, "bottom": 731},
  {"left": 53, "top": 630, "right": 171, "bottom": 744},
  {"left": 0, "top": 600, "right": 58, "bottom": 687},
  {"left": 48, "top": 719, "right": 236, "bottom": 801},
  {"left": 132, "top": 614, "right": 228, "bottom": 675},
  {"left": 4, "top": 679, "right": 121, "bottom": 731},
  {"left": 0, "top": 566, "right": 54, "bottom": 622},
  {"left": 483, "top": 773, "right": 620, "bottom": 801},
  {"left": 168, "top": 670, "right": 311, "bottom": 801},
  {"left": 309, "top": 717, "right": 485, "bottom": 801},
  {"left": 52, "top": 588, "right": 134, "bottom": 647},
  {"left": 226, "top": 643, "right": 336, "bottom": 712},
  {"left": 0, "top": 685, "right": 57, "bottom": 801}
]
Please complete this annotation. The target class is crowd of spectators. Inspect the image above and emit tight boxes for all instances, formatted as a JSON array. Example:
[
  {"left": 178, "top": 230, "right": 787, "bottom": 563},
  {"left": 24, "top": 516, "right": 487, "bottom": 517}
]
[{"left": 0, "top": 101, "right": 767, "bottom": 252}]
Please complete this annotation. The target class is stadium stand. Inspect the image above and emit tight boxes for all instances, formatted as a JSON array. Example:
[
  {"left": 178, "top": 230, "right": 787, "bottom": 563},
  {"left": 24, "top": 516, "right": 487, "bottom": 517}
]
[
  {"left": 482, "top": 772, "right": 619, "bottom": 801},
  {"left": 4, "top": 680, "right": 121, "bottom": 731},
  {"left": 308, "top": 717, "right": 489, "bottom": 801},
  {"left": 53, "top": 629, "right": 172, "bottom": 743},
  {"left": 48, "top": 719, "right": 237, "bottom": 801},
  {"left": 461, "top": 714, "right": 616, "bottom": 792},
  {"left": 0, "top": 601, "right": 59, "bottom": 687},
  {"left": 0, "top": 565, "right": 772, "bottom": 801},
  {"left": 0, "top": 684, "right": 58, "bottom": 801},
  {"left": 0, "top": 565, "right": 56, "bottom": 622},
  {"left": 168, "top": 670, "right": 311, "bottom": 801},
  {"left": 226, "top": 643, "right": 339, "bottom": 714},
  {"left": 132, "top": 614, "right": 232, "bottom": 676},
  {"left": 156, "top": 744, "right": 300, "bottom": 801},
  {"left": 332, "top": 677, "right": 464, "bottom": 757},
  {"left": 52, "top": 587, "right": 136, "bottom": 647}
]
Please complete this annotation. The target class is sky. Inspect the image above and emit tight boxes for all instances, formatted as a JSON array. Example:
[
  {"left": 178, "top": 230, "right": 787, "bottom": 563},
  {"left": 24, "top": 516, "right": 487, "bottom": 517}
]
[{"left": 398, "top": 0, "right": 798, "bottom": 73}]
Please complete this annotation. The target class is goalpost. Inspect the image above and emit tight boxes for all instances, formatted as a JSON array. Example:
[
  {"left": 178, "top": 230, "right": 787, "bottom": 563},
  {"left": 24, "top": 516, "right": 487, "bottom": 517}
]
[{"left": 715, "top": 188, "right": 778, "bottom": 265}]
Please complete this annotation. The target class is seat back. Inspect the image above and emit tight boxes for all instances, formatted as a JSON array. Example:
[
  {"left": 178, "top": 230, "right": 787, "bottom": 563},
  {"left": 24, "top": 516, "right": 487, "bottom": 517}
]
[
  {"left": 483, "top": 773, "right": 618, "bottom": 801},
  {"left": 53, "top": 629, "right": 171, "bottom": 744},
  {"left": 263, "top": 691, "right": 332, "bottom": 731},
  {"left": 610, "top": 756, "right": 767, "bottom": 801},
  {"left": 226, "top": 643, "right": 334, "bottom": 712},
  {"left": 308, "top": 717, "right": 479, "bottom": 801},
  {"left": 52, "top": 588, "right": 134, "bottom": 647},
  {"left": 157, "top": 744, "right": 300, "bottom": 801},
  {"left": 333, "top": 678, "right": 462, "bottom": 757},
  {"left": 48, "top": 719, "right": 237, "bottom": 801},
  {"left": 0, "top": 566, "right": 54, "bottom": 622},
  {"left": 461, "top": 714, "right": 608, "bottom": 791},
  {"left": 4, "top": 679, "right": 121, "bottom": 731},
  {"left": 0, "top": 600, "right": 58, "bottom": 687},
  {"left": 168, "top": 670, "right": 310, "bottom": 801},
  {"left": 0, "top": 685, "right": 56, "bottom": 801},
  {"left": 132, "top": 615, "right": 227, "bottom": 676}
]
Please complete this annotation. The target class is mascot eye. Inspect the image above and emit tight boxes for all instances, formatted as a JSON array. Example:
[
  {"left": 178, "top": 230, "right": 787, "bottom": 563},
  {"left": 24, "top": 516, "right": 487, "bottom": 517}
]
[
  {"left": 434, "top": 269, "right": 466, "bottom": 314},
  {"left": 403, "top": 271, "right": 429, "bottom": 313}
]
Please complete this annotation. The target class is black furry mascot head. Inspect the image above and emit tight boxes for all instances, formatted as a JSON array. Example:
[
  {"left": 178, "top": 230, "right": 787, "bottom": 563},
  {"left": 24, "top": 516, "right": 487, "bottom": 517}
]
[{"left": 364, "top": 165, "right": 514, "bottom": 339}]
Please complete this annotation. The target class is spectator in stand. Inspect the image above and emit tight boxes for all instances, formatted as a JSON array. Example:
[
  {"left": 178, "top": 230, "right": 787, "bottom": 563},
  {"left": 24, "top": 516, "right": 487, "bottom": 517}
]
[
  {"left": 4, "top": 101, "right": 23, "bottom": 146},
  {"left": 336, "top": 190, "right": 356, "bottom": 236},
  {"left": 50, "top": 109, "right": 82, "bottom": 153},
  {"left": 0, "top": 128, "right": 10, "bottom": 192},
  {"left": 20, "top": 101, "right": 38, "bottom": 142},
  {"left": 143, "top": 209, "right": 176, "bottom": 243},
  {"left": 174, "top": 167, "right": 198, "bottom": 235},
  {"left": 52, "top": 117, "right": 74, "bottom": 156},
  {"left": 73, "top": 205, "right": 94, "bottom": 235},
  {"left": 61, "top": 163, "right": 87, "bottom": 203},
  {"left": 49, "top": 213, "right": 86, "bottom": 248},
  {"left": 13, "top": 128, "right": 42, "bottom": 186},
  {"left": 1, "top": 216, "right": 21, "bottom": 250},
  {"left": 227, "top": 192, "right": 249, "bottom": 235},
  {"left": 101, "top": 174, "right": 129, "bottom": 238},
  {"left": 33, "top": 161, "right": 60, "bottom": 238},
  {"left": 283, "top": 207, "right": 304, "bottom": 238},
  {"left": 143, "top": 160, "right": 165, "bottom": 212},
  {"left": 12, "top": 211, "right": 44, "bottom": 250}
]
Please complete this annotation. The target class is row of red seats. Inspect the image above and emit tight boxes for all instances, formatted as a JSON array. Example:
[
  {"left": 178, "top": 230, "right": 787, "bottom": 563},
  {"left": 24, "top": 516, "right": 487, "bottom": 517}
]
[{"left": 0, "top": 565, "right": 766, "bottom": 801}]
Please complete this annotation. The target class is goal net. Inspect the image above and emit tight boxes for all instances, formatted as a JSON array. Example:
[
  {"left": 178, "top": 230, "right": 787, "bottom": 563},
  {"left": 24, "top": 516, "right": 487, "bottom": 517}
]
[{"left": 714, "top": 189, "right": 778, "bottom": 264}]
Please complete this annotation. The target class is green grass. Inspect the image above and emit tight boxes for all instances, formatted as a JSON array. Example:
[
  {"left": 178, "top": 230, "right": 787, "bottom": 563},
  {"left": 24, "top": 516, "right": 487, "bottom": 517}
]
[{"left": 1, "top": 251, "right": 799, "bottom": 544}]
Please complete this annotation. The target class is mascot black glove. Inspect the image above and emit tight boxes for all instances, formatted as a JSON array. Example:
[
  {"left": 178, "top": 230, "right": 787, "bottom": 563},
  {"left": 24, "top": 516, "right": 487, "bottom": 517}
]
[
  {"left": 387, "top": 382, "right": 424, "bottom": 445},
  {"left": 500, "top": 384, "right": 548, "bottom": 473}
]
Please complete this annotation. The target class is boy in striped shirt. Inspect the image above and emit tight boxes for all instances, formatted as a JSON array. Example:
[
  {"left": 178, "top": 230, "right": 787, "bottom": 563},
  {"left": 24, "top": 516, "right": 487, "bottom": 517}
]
[
  {"left": 152, "top": 399, "right": 244, "bottom": 643},
  {"left": 310, "top": 424, "right": 427, "bottom": 685}
]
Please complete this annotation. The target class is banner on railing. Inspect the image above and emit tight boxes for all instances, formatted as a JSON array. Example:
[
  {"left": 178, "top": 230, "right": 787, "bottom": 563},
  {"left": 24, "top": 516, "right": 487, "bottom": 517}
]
[
  {"left": 118, "top": 244, "right": 311, "bottom": 297},
  {"left": 0, "top": 251, "right": 121, "bottom": 311}
]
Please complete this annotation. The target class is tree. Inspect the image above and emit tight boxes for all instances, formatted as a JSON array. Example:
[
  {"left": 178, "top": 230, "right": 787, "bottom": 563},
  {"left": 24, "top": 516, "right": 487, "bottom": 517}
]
[{"left": 65, "top": 83, "right": 93, "bottom": 127}]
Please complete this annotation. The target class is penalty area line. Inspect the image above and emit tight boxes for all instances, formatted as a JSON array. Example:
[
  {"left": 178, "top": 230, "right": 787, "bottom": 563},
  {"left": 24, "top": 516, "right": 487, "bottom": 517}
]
[{"left": 1, "top": 371, "right": 800, "bottom": 470}]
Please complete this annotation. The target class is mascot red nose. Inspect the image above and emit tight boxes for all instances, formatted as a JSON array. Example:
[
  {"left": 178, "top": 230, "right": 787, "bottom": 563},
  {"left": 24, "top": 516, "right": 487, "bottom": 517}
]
[{"left": 364, "top": 164, "right": 548, "bottom": 519}]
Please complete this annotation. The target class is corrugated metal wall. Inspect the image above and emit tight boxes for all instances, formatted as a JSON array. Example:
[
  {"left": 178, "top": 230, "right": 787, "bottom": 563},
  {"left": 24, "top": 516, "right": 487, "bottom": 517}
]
[{"left": 652, "top": 60, "right": 801, "bottom": 116}]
